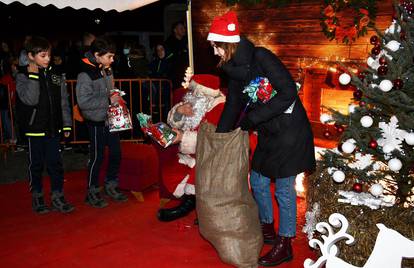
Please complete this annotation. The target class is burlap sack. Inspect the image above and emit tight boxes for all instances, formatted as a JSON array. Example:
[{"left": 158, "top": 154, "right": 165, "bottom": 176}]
[{"left": 196, "top": 123, "right": 263, "bottom": 268}]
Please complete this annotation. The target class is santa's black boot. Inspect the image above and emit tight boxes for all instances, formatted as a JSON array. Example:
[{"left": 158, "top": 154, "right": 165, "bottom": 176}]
[{"left": 157, "top": 195, "right": 196, "bottom": 222}]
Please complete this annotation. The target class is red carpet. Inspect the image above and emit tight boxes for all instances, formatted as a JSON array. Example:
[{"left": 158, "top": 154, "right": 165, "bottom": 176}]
[{"left": 0, "top": 171, "right": 315, "bottom": 267}]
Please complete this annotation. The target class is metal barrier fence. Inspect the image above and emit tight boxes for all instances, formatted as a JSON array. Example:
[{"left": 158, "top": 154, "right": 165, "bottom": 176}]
[{"left": 0, "top": 78, "right": 173, "bottom": 148}]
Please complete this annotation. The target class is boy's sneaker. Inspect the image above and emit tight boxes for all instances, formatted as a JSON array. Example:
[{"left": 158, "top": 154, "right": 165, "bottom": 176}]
[
  {"left": 85, "top": 187, "right": 108, "bottom": 208},
  {"left": 51, "top": 191, "right": 75, "bottom": 213},
  {"left": 104, "top": 183, "right": 128, "bottom": 202},
  {"left": 32, "top": 192, "right": 50, "bottom": 214}
]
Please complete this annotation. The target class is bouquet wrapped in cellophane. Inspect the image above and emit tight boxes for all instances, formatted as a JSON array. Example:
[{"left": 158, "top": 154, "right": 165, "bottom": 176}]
[
  {"left": 107, "top": 89, "right": 133, "bottom": 132},
  {"left": 137, "top": 113, "right": 177, "bottom": 148}
]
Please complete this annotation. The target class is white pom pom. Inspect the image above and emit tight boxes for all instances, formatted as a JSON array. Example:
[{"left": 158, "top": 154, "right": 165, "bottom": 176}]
[
  {"left": 348, "top": 104, "right": 356, "bottom": 114},
  {"left": 339, "top": 73, "right": 351, "bottom": 85},
  {"left": 379, "top": 80, "right": 393, "bottom": 92},
  {"left": 386, "top": 40, "right": 400, "bottom": 52},
  {"left": 388, "top": 158, "right": 402, "bottom": 171},
  {"left": 367, "top": 57, "right": 375, "bottom": 66},
  {"left": 382, "top": 143, "right": 395, "bottom": 154},
  {"left": 320, "top": 113, "right": 331, "bottom": 124},
  {"left": 342, "top": 141, "right": 356, "bottom": 154},
  {"left": 227, "top": 23, "right": 236, "bottom": 31},
  {"left": 360, "top": 115, "right": 373, "bottom": 128},
  {"left": 388, "top": 23, "right": 401, "bottom": 34},
  {"left": 405, "top": 132, "right": 414, "bottom": 145},
  {"left": 370, "top": 183, "right": 384, "bottom": 197},
  {"left": 332, "top": 170, "right": 345, "bottom": 183}
]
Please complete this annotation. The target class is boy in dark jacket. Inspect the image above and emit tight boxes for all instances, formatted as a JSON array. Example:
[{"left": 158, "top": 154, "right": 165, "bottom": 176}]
[
  {"left": 76, "top": 36, "right": 128, "bottom": 208},
  {"left": 16, "top": 36, "right": 74, "bottom": 214}
]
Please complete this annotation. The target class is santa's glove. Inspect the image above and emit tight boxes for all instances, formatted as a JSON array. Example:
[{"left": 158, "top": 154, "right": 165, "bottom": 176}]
[{"left": 239, "top": 117, "right": 254, "bottom": 131}]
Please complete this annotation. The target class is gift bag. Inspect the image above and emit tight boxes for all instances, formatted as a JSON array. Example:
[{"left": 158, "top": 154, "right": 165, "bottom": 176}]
[
  {"left": 137, "top": 113, "right": 177, "bottom": 148},
  {"left": 108, "top": 89, "right": 133, "bottom": 132},
  {"left": 196, "top": 123, "right": 263, "bottom": 268}
]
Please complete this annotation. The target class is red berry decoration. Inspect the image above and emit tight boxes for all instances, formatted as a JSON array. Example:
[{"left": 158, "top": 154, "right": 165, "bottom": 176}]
[
  {"left": 358, "top": 73, "right": 366, "bottom": 81},
  {"left": 393, "top": 79, "right": 404, "bottom": 90},
  {"left": 359, "top": 101, "right": 366, "bottom": 107},
  {"left": 369, "top": 139, "right": 378, "bottom": 149},
  {"left": 371, "top": 46, "right": 381, "bottom": 56},
  {"left": 379, "top": 57, "right": 387, "bottom": 65},
  {"left": 370, "top": 35, "right": 379, "bottom": 45},
  {"left": 353, "top": 90, "right": 363, "bottom": 100},
  {"left": 352, "top": 182, "right": 363, "bottom": 193},
  {"left": 377, "top": 65, "right": 388, "bottom": 76},
  {"left": 323, "top": 130, "right": 332, "bottom": 139},
  {"left": 337, "top": 125, "right": 345, "bottom": 133}
]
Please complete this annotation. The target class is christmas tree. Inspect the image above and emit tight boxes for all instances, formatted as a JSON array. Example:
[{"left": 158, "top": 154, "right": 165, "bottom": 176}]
[{"left": 306, "top": 1, "right": 414, "bottom": 266}]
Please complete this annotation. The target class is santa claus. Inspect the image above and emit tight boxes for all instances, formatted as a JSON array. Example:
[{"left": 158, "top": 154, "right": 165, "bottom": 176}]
[{"left": 157, "top": 73, "right": 225, "bottom": 222}]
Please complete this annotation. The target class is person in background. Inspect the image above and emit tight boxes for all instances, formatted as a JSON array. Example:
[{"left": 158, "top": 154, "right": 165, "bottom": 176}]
[
  {"left": 149, "top": 43, "right": 172, "bottom": 79},
  {"left": 15, "top": 36, "right": 74, "bottom": 214},
  {"left": 207, "top": 11, "right": 316, "bottom": 266},
  {"left": 76, "top": 36, "right": 128, "bottom": 208},
  {"left": 164, "top": 21, "right": 189, "bottom": 89}
]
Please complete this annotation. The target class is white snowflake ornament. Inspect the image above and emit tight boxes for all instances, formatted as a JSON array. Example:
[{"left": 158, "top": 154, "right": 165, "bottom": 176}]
[{"left": 377, "top": 116, "right": 407, "bottom": 153}]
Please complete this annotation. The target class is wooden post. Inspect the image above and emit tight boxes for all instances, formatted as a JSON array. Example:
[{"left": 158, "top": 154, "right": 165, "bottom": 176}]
[{"left": 186, "top": 0, "right": 194, "bottom": 73}]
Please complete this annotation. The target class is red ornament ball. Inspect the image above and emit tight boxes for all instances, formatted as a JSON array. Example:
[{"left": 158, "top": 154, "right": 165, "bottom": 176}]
[
  {"left": 377, "top": 65, "right": 388, "bottom": 76},
  {"left": 352, "top": 183, "right": 363, "bottom": 193},
  {"left": 358, "top": 73, "right": 366, "bottom": 81},
  {"left": 369, "top": 139, "right": 378, "bottom": 149},
  {"left": 379, "top": 57, "right": 387, "bottom": 65},
  {"left": 370, "top": 35, "right": 379, "bottom": 45},
  {"left": 323, "top": 130, "right": 332, "bottom": 139},
  {"left": 393, "top": 79, "right": 404, "bottom": 90},
  {"left": 359, "top": 100, "right": 366, "bottom": 107},
  {"left": 371, "top": 46, "right": 381, "bottom": 56},
  {"left": 353, "top": 90, "right": 363, "bottom": 100}
]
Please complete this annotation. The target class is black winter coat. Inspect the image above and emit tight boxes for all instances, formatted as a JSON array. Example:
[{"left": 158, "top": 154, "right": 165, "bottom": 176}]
[{"left": 216, "top": 37, "right": 316, "bottom": 179}]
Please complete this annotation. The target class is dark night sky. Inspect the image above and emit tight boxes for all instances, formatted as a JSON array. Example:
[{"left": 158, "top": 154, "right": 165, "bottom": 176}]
[{"left": 0, "top": 0, "right": 186, "bottom": 38}]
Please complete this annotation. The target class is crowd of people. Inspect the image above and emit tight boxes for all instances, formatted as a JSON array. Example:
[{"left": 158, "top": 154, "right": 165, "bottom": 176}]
[
  {"left": 0, "top": 21, "right": 189, "bottom": 147},
  {"left": 0, "top": 10, "right": 316, "bottom": 267}
]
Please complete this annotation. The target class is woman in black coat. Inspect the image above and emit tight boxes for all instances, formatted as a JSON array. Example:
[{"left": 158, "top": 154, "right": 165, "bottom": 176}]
[{"left": 207, "top": 11, "right": 316, "bottom": 266}]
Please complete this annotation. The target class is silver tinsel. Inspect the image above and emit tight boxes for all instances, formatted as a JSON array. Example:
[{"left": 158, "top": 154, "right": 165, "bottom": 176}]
[
  {"left": 302, "top": 202, "right": 321, "bottom": 240},
  {"left": 338, "top": 190, "right": 394, "bottom": 210}
]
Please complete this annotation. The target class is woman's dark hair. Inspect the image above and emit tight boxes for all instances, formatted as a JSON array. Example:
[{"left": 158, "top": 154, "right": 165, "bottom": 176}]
[
  {"left": 90, "top": 36, "right": 116, "bottom": 56},
  {"left": 214, "top": 41, "right": 239, "bottom": 67},
  {"left": 25, "top": 36, "right": 51, "bottom": 55}
]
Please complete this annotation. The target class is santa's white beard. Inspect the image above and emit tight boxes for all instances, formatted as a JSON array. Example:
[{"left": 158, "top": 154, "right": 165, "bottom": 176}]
[{"left": 180, "top": 92, "right": 214, "bottom": 131}]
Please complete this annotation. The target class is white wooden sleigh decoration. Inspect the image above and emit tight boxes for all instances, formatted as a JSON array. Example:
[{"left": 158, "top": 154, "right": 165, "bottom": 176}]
[{"left": 304, "top": 213, "right": 414, "bottom": 268}]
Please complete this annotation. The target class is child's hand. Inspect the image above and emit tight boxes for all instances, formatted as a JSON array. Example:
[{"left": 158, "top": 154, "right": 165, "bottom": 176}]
[
  {"left": 176, "top": 103, "right": 194, "bottom": 116},
  {"left": 64, "top": 131, "right": 71, "bottom": 138},
  {"left": 172, "top": 128, "right": 183, "bottom": 144},
  {"left": 110, "top": 95, "right": 122, "bottom": 105},
  {"left": 28, "top": 62, "right": 39, "bottom": 73}
]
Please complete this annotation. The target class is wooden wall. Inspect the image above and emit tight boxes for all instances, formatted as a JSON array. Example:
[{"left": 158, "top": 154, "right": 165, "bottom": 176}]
[{"left": 192, "top": 0, "right": 394, "bottom": 79}]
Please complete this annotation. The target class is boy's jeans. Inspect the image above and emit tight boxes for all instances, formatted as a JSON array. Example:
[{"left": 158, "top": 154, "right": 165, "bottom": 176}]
[{"left": 250, "top": 170, "right": 297, "bottom": 237}]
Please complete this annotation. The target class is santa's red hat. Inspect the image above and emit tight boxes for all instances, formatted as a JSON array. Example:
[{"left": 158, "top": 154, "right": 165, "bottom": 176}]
[
  {"left": 207, "top": 11, "right": 240, "bottom": 43},
  {"left": 189, "top": 74, "right": 221, "bottom": 96}
]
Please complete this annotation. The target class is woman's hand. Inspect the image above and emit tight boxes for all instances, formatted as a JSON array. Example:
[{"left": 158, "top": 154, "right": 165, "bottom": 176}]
[
  {"left": 172, "top": 128, "right": 183, "bottom": 144},
  {"left": 176, "top": 103, "right": 194, "bottom": 116}
]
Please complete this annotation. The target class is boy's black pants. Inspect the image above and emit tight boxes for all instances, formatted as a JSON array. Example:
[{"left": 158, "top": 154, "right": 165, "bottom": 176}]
[
  {"left": 27, "top": 136, "right": 64, "bottom": 193},
  {"left": 86, "top": 124, "right": 121, "bottom": 189}
]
